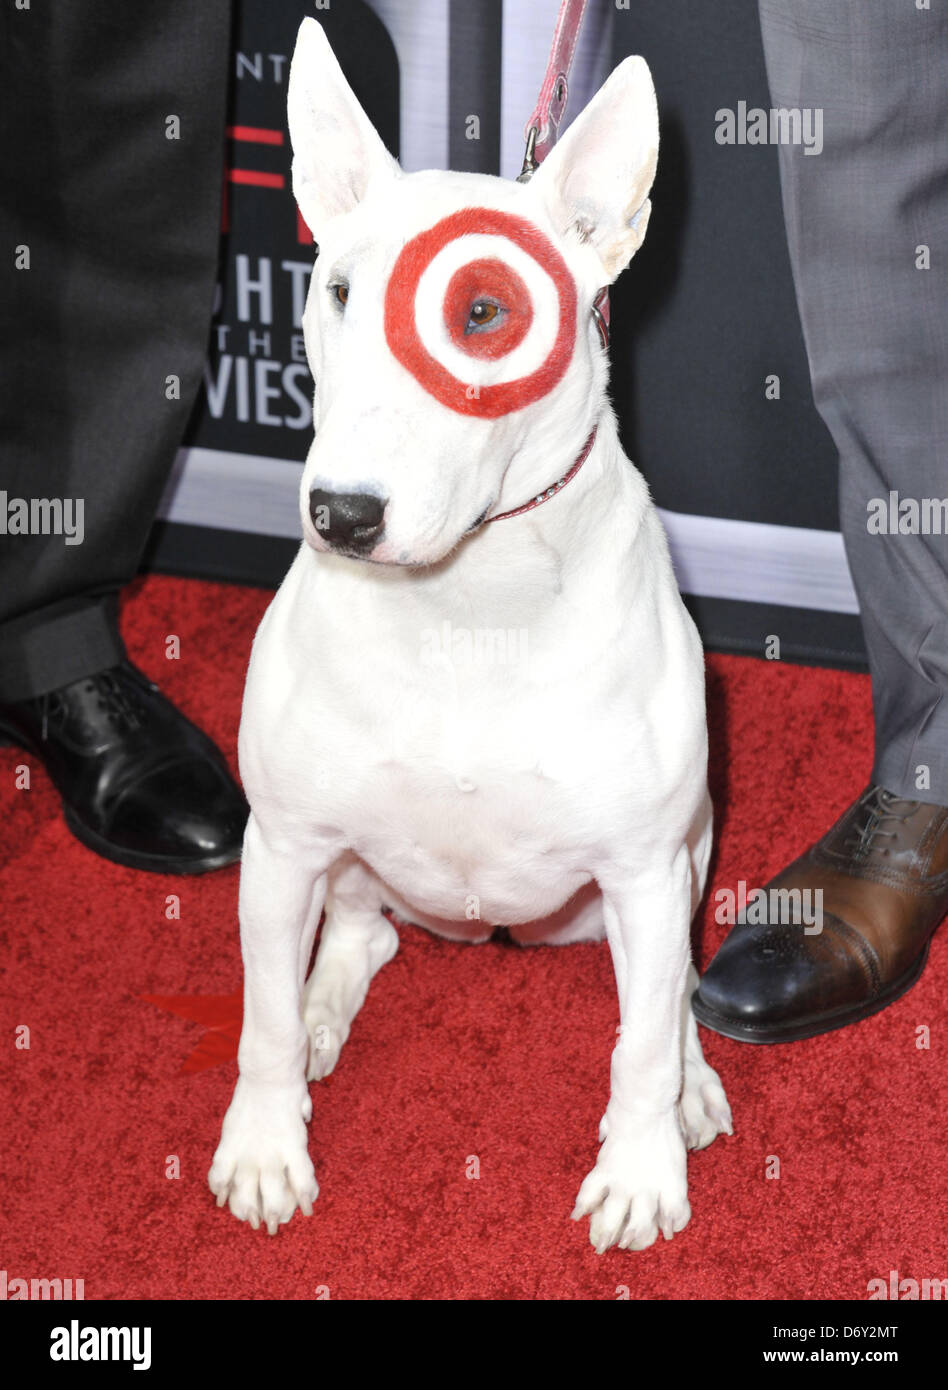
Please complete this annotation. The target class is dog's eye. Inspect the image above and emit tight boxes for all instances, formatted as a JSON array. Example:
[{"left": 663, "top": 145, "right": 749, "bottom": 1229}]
[
  {"left": 467, "top": 300, "right": 502, "bottom": 331},
  {"left": 331, "top": 283, "right": 349, "bottom": 308}
]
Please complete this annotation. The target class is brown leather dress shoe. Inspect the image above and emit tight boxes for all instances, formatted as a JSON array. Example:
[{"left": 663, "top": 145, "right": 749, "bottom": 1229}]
[{"left": 692, "top": 785, "right": 948, "bottom": 1043}]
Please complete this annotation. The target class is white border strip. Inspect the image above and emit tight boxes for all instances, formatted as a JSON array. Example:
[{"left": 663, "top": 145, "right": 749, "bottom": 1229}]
[
  {"left": 366, "top": 0, "right": 449, "bottom": 174},
  {"left": 659, "top": 509, "right": 858, "bottom": 615},
  {"left": 158, "top": 447, "right": 304, "bottom": 541},
  {"left": 158, "top": 446, "right": 859, "bottom": 614}
]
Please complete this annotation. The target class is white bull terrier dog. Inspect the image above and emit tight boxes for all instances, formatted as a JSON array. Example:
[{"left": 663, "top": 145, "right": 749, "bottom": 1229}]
[{"left": 209, "top": 17, "right": 732, "bottom": 1253}]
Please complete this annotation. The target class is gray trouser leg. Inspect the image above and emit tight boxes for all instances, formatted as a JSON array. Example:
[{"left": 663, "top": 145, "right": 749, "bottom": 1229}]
[{"left": 758, "top": 0, "right": 948, "bottom": 803}]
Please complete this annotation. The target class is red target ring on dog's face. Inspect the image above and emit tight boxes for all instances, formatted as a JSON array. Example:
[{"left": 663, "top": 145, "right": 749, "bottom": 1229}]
[
  {"left": 383, "top": 208, "right": 577, "bottom": 418},
  {"left": 443, "top": 258, "right": 533, "bottom": 361}
]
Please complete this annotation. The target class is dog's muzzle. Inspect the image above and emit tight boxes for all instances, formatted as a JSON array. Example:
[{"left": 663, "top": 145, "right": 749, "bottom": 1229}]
[{"left": 308, "top": 488, "right": 387, "bottom": 555}]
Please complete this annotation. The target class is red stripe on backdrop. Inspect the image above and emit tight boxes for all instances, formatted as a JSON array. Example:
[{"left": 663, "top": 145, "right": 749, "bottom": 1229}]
[
  {"left": 227, "top": 126, "right": 284, "bottom": 145},
  {"left": 227, "top": 169, "right": 285, "bottom": 189}
]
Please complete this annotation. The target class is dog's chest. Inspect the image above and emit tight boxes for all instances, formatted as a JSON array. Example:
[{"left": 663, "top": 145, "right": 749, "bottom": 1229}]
[
  {"left": 248, "top": 547, "right": 652, "bottom": 923},
  {"left": 355, "top": 758, "right": 591, "bottom": 924},
  {"left": 341, "top": 666, "right": 599, "bottom": 922}
]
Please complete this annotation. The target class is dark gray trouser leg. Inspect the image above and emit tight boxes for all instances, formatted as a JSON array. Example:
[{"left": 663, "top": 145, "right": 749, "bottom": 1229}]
[
  {"left": 758, "top": 0, "right": 948, "bottom": 803},
  {"left": 0, "top": 1, "right": 230, "bottom": 703}
]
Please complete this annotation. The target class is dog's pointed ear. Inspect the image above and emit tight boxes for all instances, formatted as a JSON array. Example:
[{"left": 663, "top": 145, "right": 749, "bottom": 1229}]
[
  {"left": 287, "top": 18, "right": 399, "bottom": 241},
  {"left": 529, "top": 56, "right": 659, "bottom": 283}
]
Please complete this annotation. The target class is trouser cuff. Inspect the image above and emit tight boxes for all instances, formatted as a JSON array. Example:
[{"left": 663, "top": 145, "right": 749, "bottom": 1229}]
[
  {"left": 0, "top": 593, "right": 127, "bottom": 702},
  {"left": 873, "top": 737, "right": 948, "bottom": 809}
]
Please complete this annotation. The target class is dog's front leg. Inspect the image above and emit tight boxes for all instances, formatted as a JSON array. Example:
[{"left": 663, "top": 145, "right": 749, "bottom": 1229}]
[
  {"left": 573, "top": 849, "right": 693, "bottom": 1253},
  {"left": 209, "top": 812, "right": 330, "bottom": 1234}
]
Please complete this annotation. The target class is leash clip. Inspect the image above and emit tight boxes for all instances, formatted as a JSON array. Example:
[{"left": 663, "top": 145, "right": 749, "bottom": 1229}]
[
  {"left": 516, "top": 126, "right": 539, "bottom": 184},
  {"left": 592, "top": 287, "right": 610, "bottom": 350}
]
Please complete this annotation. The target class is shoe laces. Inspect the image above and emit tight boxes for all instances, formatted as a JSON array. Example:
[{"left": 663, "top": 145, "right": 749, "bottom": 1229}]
[{"left": 843, "top": 786, "right": 920, "bottom": 859}]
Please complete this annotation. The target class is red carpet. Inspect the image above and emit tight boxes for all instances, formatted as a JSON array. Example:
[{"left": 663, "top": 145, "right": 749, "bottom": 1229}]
[{"left": 1, "top": 574, "right": 945, "bottom": 1300}]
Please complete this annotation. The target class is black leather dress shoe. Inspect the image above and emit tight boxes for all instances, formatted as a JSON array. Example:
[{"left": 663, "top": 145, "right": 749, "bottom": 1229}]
[
  {"left": 693, "top": 785, "right": 948, "bottom": 1043},
  {"left": 0, "top": 660, "right": 248, "bottom": 873}
]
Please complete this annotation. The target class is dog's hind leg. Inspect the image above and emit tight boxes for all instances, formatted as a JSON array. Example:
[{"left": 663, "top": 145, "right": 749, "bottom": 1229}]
[
  {"left": 303, "top": 852, "right": 399, "bottom": 1081},
  {"left": 596, "top": 966, "right": 732, "bottom": 1151},
  {"left": 678, "top": 961, "right": 732, "bottom": 1149}
]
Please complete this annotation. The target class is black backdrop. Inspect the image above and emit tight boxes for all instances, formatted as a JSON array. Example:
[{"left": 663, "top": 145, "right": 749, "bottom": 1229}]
[{"left": 144, "top": 0, "right": 868, "bottom": 669}]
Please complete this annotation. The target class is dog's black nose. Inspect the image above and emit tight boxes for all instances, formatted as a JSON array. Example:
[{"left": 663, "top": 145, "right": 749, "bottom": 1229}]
[{"left": 308, "top": 488, "right": 386, "bottom": 553}]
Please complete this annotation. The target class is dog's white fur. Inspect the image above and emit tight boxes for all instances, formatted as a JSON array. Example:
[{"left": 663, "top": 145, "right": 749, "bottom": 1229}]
[{"left": 209, "top": 18, "right": 731, "bottom": 1253}]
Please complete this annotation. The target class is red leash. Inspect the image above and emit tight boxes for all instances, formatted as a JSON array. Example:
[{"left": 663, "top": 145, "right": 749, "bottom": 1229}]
[
  {"left": 488, "top": 0, "right": 606, "bottom": 526},
  {"left": 521, "top": 0, "right": 591, "bottom": 169},
  {"left": 517, "top": 0, "right": 610, "bottom": 346}
]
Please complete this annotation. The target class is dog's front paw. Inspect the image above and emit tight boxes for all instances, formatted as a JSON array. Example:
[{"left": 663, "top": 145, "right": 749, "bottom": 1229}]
[
  {"left": 208, "top": 1078, "right": 318, "bottom": 1234},
  {"left": 679, "top": 1058, "right": 732, "bottom": 1151},
  {"left": 572, "top": 1119, "right": 690, "bottom": 1253}
]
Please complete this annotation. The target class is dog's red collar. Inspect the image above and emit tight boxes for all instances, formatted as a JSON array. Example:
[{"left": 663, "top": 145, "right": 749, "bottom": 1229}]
[{"left": 486, "top": 425, "right": 598, "bottom": 523}]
